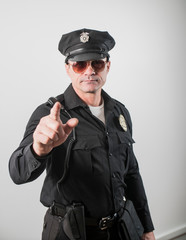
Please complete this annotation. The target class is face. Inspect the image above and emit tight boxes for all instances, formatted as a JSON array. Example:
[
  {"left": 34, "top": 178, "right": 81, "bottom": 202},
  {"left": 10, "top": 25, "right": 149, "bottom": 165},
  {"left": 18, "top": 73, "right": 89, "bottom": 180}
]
[{"left": 65, "top": 58, "right": 111, "bottom": 96}]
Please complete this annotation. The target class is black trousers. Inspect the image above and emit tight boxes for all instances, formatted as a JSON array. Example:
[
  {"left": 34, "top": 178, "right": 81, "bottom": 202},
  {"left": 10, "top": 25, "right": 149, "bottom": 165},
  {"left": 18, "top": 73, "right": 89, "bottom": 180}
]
[
  {"left": 85, "top": 225, "right": 122, "bottom": 240},
  {"left": 42, "top": 210, "right": 123, "bottom": 240}
]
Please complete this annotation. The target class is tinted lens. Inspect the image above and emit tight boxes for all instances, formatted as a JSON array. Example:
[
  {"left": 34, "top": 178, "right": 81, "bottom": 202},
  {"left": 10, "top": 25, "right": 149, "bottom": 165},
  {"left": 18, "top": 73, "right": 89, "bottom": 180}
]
[
  {"left": 91, "top": 60, "right": 106, "bottom": 72},
  {"left": 72, "top": 61, "right": 88, "bottom": 73},
  {"left": 71, "top": 60, "right": 106, "bottom": 73}
]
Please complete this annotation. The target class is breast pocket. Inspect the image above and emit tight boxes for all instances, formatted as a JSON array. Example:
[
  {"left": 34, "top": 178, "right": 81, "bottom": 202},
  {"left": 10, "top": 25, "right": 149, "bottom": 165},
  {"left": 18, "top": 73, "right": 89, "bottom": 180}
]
[
  {"left": 116, "top": 131, "right": 135, "bottom": 160},
  {"left": 117, "top": 131, "right": 135, "bottom": 146},
  {"left": 72, "top": 135, "right": 106, "bottom": 176}
]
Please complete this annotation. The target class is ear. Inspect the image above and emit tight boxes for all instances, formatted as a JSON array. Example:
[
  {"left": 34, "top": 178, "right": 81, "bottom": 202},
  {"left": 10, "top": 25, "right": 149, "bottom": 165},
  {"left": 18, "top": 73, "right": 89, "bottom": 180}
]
[
  {"left": 65, "top": 64, "right": 69, "bottom": 73},
  {"left": 106, "top": 61, "right": 111, "bottom": 72},
  {"left": 65, "top": 64, "right": 70, "bottom": 76}
]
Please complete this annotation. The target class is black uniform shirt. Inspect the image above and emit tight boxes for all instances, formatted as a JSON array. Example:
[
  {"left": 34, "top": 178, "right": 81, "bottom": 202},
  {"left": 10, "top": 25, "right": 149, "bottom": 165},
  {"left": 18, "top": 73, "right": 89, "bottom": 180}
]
[{"left": 9, "top": 84, "right": 154, "bottom": 233}]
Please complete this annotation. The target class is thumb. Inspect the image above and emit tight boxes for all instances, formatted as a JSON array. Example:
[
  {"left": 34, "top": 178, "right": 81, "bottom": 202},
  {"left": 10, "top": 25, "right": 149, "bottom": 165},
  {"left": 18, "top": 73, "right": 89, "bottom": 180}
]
[
  {"left": 50, "top": 102, "right": 61, "bottom": 121},
  {"left": 63, "top": 118, "right": 79, "bottom": 136}
]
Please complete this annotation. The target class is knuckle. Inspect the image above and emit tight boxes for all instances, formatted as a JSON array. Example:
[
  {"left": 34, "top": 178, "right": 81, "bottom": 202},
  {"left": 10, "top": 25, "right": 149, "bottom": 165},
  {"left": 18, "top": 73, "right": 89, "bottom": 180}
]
[
  {"left": 33, "top": 131, "right": 37, "bottom": 139},
  {"left": 41, "top": 135, "right": 52, "bottom": 145},
  {"left": 43, "top": 138, "right": 51, "bottom": 145},
  {"left": 50, "top": 131, "right": 57, "bottom": 140},
  {"left": 39, "top": 117, "right": 47, "bottom": 127},
  {"left": 53, "top": 121, "right": 61, "bottom": 131},
  {"left": 33, "top": 126, "right": 40, "bottom": 138}
]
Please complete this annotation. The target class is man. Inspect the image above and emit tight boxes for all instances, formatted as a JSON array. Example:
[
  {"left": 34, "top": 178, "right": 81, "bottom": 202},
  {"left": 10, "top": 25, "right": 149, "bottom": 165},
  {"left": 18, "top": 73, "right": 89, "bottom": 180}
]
[{"left": 9, "top": 28, "right": 155, "bottom": 240}]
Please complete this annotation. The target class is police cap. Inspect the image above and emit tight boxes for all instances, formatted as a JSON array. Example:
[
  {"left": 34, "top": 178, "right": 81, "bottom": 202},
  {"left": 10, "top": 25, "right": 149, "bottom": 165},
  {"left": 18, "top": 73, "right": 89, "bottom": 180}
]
[{"left": 58, "top": 28, "right": 115, "bottom": 62}]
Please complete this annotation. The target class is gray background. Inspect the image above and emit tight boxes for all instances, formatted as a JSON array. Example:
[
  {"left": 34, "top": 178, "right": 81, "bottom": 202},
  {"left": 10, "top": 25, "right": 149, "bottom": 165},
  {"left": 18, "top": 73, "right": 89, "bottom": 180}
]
[{"left": 0, "top": 0, "right": 185, "bottom": 239}]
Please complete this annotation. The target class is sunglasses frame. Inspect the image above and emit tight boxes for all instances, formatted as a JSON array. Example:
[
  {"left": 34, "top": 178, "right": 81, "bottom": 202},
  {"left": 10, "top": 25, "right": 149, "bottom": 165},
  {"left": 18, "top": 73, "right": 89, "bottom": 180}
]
[{"left": 67, "top": 59, "right": 108, "bottom": 74}]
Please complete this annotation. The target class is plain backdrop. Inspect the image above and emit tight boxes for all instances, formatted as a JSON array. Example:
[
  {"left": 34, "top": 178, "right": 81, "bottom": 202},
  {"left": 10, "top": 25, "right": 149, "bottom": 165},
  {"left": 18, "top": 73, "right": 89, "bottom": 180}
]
[{"left": 0, "top": 0, "right": 186, "bottom": 239}]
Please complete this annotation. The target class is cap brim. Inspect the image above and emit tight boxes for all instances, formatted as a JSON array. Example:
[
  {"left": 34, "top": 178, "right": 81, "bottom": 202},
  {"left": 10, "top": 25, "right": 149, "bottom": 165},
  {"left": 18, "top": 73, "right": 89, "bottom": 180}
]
[{"left": 68, "top": 53, "right": 107, "bottom": 62}]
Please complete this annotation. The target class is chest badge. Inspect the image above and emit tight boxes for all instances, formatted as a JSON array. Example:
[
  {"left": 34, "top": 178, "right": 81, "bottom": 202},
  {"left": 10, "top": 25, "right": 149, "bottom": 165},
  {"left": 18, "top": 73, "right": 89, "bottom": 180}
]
[{"left": 119, "top": 114, "right": 127, "bottom": 132}]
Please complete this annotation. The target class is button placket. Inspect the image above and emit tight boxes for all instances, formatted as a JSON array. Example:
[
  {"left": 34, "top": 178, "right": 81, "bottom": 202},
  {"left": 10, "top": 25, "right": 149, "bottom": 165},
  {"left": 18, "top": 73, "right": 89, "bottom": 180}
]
[
  {"left": 106, "top": 129, "right": 118, "bottom": 210},
  {"left": 32, "top": 160, "right": 38, "bottom": 169}
]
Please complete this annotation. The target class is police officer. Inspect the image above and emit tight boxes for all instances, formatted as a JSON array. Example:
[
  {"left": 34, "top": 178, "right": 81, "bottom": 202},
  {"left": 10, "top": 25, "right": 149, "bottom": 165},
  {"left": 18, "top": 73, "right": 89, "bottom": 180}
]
[{"left": 9, "top": 28, "right": 155, "bottom": 240}]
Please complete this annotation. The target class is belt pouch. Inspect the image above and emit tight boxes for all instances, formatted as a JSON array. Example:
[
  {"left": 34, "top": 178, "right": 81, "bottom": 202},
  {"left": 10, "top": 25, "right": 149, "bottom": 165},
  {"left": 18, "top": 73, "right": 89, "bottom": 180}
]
[
  {"left": 118, "top": 199, "right": 144, "bottom": 240},
  {"left": 42, "top": 209, "right": 63, "bottom": 240},
  {"left": 63, "top": 203, "right": 86, "bottom": 240}
]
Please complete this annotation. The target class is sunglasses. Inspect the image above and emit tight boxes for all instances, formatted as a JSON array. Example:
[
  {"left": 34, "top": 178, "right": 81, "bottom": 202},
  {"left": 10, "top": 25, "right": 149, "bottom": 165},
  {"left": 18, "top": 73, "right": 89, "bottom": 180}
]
[{"left": 68, "top": 60, "right": 107, "bottom": 74}]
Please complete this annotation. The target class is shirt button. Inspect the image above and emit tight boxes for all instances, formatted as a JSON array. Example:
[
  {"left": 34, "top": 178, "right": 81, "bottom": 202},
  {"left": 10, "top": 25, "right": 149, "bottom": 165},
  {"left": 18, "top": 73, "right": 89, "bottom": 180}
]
[
  {"left": 32, "top": 160, "right": 38, "bottom": 168},
  {"left": 112, "top": 173, "right": 116, "bottom": 178},
  {"left": 109, "top": 153, "right": 112, "bottom": 157}
]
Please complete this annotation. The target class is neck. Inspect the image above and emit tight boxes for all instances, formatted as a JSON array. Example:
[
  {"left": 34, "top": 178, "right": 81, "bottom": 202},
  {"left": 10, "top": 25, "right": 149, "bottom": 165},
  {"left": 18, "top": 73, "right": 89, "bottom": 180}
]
[{"left": 74, "top": 88, "right": 102, "bottom": 106}]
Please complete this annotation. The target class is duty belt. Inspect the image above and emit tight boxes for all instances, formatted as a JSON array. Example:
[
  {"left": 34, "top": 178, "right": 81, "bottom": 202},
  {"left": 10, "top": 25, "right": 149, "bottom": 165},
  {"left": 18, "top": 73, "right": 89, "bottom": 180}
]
[
  {"left": 49, "top": 202, "right": 118, "bottom": 231},
  {"left": 85, "top": 213, "right": 118, "bottom": 230},
  {"left": 49, "top": 201, "right": 66, "bottom": 217}
]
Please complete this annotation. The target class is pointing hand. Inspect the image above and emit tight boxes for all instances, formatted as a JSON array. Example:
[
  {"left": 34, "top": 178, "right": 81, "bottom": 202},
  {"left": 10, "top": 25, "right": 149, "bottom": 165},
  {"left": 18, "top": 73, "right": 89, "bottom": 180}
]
[{"left": 33, "top": 102, "right": 78, "bottom": 156}]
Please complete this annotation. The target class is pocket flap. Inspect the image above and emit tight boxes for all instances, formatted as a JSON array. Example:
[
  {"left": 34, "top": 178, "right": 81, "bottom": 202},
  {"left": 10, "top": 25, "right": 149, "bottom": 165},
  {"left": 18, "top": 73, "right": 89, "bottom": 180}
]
[
  {"left": 117, "top": 131, "right": 135, "bottom": 145},
  {"left": 73, "top": 135, "right": 103, "bottom": 150}
]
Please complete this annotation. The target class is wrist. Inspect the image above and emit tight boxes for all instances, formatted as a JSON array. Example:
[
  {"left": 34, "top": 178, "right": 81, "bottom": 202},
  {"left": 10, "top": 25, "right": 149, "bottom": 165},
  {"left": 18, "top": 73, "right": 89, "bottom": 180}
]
[{"left": 32, "top": 143, "right": 51, "bottom": 157}]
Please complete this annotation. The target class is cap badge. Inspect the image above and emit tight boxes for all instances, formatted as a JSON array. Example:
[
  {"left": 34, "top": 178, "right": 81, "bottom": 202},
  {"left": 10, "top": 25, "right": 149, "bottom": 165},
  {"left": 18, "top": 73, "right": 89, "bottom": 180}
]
[
  {"left": 80, "top": 32, "right": 89, "bottom": 43},
  {"left": 119, "top": 114, "right": 127, "bottom": 132}
]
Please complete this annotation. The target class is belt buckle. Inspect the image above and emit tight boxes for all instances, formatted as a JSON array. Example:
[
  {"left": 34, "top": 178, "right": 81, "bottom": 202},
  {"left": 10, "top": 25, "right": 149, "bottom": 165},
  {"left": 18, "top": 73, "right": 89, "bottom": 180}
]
[
  {"left": 99, "top": 216, "right": 111, "bottom": 230},
  {"left": 99, "top": 213, "right": 117, "bottom": 230}
]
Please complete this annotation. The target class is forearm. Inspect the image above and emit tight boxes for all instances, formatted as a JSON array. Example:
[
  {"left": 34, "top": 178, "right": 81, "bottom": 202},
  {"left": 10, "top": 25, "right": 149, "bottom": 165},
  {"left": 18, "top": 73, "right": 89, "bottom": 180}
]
[
  {"left": 125, "top": 167, "right": 154, "bottom": 232},
  {"left": 125, "top": 147, "right": 154, "bottom": 232},
  {"left": 9, "top": 103, "right": 51, "bottom": 184},
  {"left": 9, "top": 143, "right": 48, "bottom": 184}
]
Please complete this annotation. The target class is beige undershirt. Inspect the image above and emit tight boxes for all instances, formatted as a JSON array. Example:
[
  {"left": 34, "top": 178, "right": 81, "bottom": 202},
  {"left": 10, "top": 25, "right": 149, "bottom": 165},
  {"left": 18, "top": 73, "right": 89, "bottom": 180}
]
[{"left": 88, "top": 100, "right": 105, "bottom": 124}]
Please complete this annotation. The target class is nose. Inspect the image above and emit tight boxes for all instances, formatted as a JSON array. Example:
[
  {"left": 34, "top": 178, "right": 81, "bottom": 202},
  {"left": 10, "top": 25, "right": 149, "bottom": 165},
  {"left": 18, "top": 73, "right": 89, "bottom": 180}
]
[{"left": 84, "top": 62, "right": 95, "bottom": 75}]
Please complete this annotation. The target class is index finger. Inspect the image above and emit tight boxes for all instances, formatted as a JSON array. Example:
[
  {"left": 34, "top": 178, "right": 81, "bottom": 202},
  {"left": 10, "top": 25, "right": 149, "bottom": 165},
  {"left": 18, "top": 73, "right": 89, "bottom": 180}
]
[{"left": 50, "top": 102, "right": 61, "bottom": 121}]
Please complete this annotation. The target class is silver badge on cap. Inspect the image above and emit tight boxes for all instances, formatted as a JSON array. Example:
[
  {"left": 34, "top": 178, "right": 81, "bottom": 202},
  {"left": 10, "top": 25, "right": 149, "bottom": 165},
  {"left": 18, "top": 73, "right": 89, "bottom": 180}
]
[
  {"left": 80, "top": 32, "right": 89, "bottom": 43},
  {"left": 119, "top": 114, "right": 127, "bottom": 132}
]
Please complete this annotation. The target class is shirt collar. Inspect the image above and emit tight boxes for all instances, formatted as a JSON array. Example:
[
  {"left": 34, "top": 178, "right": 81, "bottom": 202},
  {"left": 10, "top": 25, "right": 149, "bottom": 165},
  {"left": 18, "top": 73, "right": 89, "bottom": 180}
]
[
  {"left": 63, "top": 84, "right": 116, "bottom": 111},
  {"left": 63, "top": 84, "right": 87, "bottom": 110}
]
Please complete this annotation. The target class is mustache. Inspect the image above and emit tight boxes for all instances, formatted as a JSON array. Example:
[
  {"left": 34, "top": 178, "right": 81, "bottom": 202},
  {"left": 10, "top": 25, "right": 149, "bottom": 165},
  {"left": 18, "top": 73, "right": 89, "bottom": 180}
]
[{"left": 80, "top": 76, "right": 99, "bottom": 81}]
